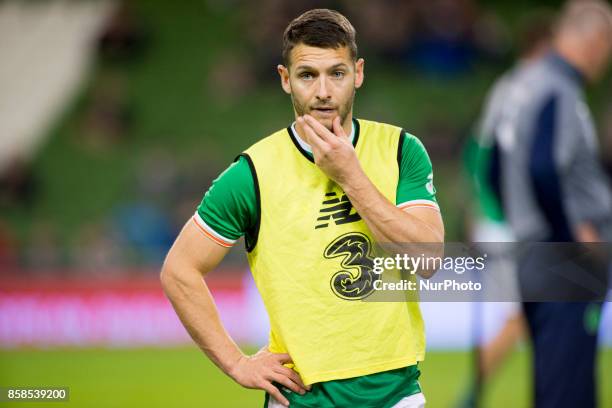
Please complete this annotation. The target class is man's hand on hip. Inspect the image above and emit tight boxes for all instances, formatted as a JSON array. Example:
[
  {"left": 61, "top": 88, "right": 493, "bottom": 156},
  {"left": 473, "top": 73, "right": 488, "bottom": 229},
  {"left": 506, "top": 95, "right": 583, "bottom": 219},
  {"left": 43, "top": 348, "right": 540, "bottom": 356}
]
[{"left": 229, "top": 347, "right": 310, "bottom": 407}]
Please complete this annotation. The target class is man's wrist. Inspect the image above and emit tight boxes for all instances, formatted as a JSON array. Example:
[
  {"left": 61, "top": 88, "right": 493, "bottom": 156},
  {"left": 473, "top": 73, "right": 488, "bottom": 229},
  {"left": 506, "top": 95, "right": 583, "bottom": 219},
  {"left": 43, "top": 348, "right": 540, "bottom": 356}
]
[
  {"left": 226, "top": 353, "right": 247, "bottom": 381},
  {"left": 339, "top": 167, "right": 369, "bottom": 196}
]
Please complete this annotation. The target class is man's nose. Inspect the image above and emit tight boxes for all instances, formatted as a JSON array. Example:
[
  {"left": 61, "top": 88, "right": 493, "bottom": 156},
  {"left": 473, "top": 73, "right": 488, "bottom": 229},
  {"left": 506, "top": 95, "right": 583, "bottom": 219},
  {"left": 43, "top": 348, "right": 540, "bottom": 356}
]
[{"left": 315, "top": 76, "right": 331, "bottom": 100}]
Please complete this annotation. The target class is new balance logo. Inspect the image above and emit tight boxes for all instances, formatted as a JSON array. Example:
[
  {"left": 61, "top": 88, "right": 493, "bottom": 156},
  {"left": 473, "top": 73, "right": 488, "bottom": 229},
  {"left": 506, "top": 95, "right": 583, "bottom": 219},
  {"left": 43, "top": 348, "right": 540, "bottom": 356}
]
[{"left": 315, "top": 192, "right": 361, "bottom": 229}]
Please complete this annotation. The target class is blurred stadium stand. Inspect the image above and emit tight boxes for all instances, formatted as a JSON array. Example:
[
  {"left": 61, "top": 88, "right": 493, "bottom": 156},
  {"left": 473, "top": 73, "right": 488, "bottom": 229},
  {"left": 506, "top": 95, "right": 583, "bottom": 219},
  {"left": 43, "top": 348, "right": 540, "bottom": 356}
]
[{"left": 0, "top": 0, "right": 116, "bottom": 173}]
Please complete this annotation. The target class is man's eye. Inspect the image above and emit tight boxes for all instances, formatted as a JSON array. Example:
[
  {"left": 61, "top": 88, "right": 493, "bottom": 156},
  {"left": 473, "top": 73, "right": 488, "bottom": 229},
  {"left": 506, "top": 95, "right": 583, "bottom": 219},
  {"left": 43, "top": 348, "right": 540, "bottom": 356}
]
[
  {"left": 300, "top": 73, "right": 313, "bottom": 80},
  {"left": 333, "top": 71, "right": 345, "bottom": 79}
]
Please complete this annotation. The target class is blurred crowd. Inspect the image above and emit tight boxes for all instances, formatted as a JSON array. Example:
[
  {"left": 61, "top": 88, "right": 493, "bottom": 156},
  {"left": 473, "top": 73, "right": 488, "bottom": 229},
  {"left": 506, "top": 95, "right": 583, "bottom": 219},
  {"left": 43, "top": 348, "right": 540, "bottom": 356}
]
[
  {"left": 0, "top": 149, "right": 224, "bottom": 276},
  {"left": 214, "top": 0, "right": 510, "bottom": 92}
]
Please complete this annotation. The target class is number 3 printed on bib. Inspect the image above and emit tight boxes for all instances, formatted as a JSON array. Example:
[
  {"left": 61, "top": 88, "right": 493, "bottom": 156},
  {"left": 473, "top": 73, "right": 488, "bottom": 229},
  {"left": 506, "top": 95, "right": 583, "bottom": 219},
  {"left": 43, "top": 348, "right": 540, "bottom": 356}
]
[{"left": 325, "top": 232, "right": 379, "bottom": 300}]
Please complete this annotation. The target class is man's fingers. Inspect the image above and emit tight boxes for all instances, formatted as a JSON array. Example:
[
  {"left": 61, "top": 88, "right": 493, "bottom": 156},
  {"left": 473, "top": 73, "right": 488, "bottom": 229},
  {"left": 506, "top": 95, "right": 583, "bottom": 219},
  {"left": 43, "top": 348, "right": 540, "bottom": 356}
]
[
  {"left": 262, "top": 382, "right": 290, "bottom": 407},
  {"left": 303, "top": 115, "right": 336, "bottom": 143},
  {"left": 332, "top": 116, "right": 347, "bottom": 138},
  {"left": 275, "top": 366, "right": 309, "bottom": 391},
  {"left": 297, "top": 117, "right": 328, "bottom": 152},
  {"left": 271, "top": 372, "right": 306, "bottom": 395},
  {"left": 273, "top": 352, "right": 293, "bottom": 364}
]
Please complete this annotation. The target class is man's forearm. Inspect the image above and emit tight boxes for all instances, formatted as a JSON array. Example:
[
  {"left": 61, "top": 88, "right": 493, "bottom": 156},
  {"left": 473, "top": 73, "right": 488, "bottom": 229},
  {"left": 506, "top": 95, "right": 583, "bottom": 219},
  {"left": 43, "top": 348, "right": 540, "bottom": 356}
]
[
  {"left": 297, "top": 114, "right": 444, "bottom": 277},
  {"left": 160, "top": 266, "right": 244, "bottom": 377},
  {"left": 341, "top": 170, "right": 443, "bottom": 244},
  {"left": 160, "top": 222, "right": 308, "bottom": 404}
]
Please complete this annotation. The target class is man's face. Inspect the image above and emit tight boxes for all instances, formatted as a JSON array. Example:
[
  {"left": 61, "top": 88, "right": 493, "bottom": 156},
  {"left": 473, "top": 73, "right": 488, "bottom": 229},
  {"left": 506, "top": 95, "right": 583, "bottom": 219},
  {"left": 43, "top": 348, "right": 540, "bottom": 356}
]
[{"left": 278, "top": 44, "right": 364, "bottom": 131}]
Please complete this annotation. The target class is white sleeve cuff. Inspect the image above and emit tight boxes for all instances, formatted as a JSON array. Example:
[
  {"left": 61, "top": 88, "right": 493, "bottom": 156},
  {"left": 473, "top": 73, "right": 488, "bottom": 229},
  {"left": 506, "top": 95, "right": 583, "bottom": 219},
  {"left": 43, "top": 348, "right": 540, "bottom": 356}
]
[
  {"left": 192, "top": 212, "right": 237, "bottom": 247},
  {"left": 397, "top": 199, "right": 440, "bottom": 212}
]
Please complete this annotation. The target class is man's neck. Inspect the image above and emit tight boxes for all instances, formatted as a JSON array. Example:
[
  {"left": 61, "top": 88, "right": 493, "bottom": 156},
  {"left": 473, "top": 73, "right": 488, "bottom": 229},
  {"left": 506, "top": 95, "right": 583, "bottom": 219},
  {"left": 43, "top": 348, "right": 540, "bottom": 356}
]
[{"left": 552, "top": 43, "right": 588, "bottom": 83}]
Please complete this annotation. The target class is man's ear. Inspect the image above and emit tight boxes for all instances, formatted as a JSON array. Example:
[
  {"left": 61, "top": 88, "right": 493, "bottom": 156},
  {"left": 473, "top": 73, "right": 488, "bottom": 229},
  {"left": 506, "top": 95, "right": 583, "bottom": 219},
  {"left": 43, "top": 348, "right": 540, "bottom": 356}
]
[
  {"left": 277, "top": 64, "right": 292, "bottom": 94},
  {"left": 354, "top": 58, "right": 365, "bottom": 89}
]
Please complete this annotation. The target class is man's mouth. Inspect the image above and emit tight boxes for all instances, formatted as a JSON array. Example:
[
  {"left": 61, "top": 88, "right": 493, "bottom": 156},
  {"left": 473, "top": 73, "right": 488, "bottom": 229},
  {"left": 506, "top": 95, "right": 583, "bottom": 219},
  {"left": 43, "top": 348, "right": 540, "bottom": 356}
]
[{"left": 311, "top": 107, "right": 336, "bottom": 115}]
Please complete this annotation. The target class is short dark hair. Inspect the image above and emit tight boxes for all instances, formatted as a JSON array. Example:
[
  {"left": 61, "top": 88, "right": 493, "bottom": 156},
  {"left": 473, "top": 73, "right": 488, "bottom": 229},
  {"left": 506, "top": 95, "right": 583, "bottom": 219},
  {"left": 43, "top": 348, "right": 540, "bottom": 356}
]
[{"left": 282, "top": 9, "right": 358, "bottom": 66}]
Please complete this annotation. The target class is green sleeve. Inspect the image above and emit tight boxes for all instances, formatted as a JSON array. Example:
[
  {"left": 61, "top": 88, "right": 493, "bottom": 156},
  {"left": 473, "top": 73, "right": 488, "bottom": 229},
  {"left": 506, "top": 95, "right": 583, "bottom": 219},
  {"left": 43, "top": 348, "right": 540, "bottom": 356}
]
[
  {"left": 196, "top": 156, "right": 257, "bottom": 241},
  {"left": 396, "top": 132, "right": 438, "bottom": 206},
  {"left": 463, "top": 133, "right": 504, "bottom": 222}
]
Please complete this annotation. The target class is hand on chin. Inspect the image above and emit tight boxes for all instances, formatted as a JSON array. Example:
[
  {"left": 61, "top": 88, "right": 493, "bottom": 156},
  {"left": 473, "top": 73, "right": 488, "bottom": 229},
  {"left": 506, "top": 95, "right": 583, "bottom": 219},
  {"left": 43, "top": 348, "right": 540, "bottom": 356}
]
[{"left": 309, "top": 111, "right": 335, "bottom": 130}]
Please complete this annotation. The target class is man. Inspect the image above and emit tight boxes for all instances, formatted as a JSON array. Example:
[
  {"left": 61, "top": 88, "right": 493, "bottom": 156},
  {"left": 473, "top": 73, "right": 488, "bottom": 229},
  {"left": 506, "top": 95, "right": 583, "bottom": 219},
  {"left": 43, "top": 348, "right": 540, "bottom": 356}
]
[
  {"left": 458, "top": 12, "right": 553, "bottom": 407},
  {"left": 161, "top": 9, "right": 444, "bottom": 408},
  {"left": 469, "top": 10, "right": 554, "bottom": 238},
  {"left": 491, "top": 1, "right": 612, "bottom": 407}
]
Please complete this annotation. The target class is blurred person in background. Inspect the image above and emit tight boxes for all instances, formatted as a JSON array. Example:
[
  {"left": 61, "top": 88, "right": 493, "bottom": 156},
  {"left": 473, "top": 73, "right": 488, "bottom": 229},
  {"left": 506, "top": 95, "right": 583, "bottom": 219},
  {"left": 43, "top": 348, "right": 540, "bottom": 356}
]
[
  {"left": 460, "top": 10, "right": 555, "bottom": 407},
  {"left": 161, "top": 8, "right": 444, "bottom": 408},
  {"left": 602, "top": 97, "right": 612, "bottom": 181},
  {"left": 467, "top": 9, "right": 554, "bottom": 244},
  {"left": 490, "top": 1, "right": 612, "bottom": 407}
]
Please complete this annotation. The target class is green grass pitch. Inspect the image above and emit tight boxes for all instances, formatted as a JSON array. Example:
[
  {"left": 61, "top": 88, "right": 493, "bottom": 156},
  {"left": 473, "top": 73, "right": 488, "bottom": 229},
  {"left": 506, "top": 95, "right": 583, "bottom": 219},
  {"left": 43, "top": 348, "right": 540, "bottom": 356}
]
[{"left": 1, "top": 348, "right": 610, "bottom": 407}]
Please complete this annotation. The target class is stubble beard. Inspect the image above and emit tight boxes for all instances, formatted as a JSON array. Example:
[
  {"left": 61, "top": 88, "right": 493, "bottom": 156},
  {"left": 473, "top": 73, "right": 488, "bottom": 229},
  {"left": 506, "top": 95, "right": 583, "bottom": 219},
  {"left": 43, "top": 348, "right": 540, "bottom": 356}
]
[{"left": 291, "top": 89, "right": 355, "bottom": 131}]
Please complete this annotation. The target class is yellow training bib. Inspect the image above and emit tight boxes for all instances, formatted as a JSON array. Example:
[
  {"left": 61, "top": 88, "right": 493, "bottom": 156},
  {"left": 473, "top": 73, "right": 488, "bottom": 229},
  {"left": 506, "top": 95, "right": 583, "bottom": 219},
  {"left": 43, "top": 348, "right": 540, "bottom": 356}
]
[{"left": 243, "top": 118, "right": 425, "bottom": 385}]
